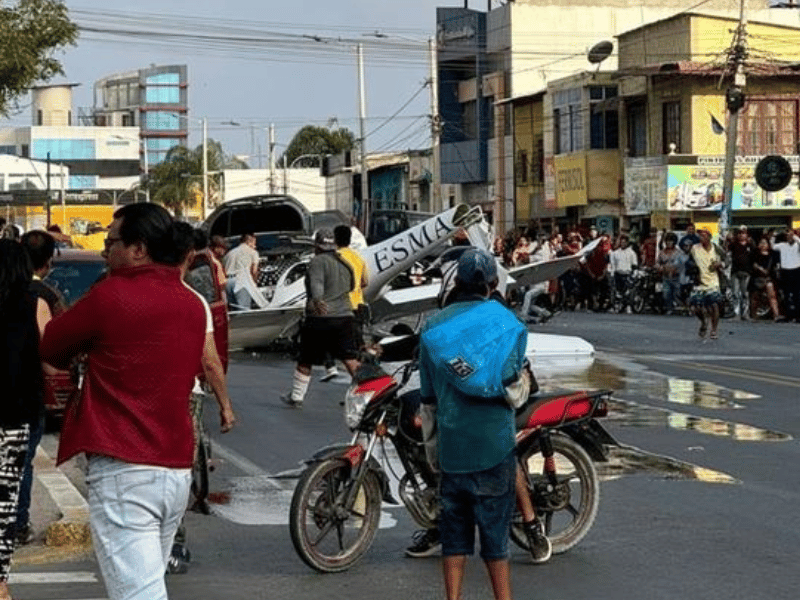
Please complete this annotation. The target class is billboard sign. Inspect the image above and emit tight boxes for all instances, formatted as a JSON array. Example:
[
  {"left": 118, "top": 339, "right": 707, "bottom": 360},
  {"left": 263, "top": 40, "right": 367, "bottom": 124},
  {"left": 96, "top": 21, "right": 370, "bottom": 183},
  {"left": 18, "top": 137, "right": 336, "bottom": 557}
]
[
  {"left": 624, "top": 157, "right": 667, "bottom": 214},
  {"left": 667, "top": 155, "right": 800, "bottom": 211}
]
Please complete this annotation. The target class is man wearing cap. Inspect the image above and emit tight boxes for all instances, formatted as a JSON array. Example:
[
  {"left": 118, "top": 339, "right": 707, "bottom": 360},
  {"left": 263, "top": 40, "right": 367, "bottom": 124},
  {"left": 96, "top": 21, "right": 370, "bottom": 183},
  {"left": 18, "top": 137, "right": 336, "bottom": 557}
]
[
  {"left": 282, "top": 228, "right": 359, "bottom": 407},
  {"left": 774, "top": 228, "right": 800, "bottom": 321},
  {"left": 419, "top": 248, "right": 542, "bottom": 600},
  {"left": 690, "top": 228, "right": 724, "bottom": 339}
]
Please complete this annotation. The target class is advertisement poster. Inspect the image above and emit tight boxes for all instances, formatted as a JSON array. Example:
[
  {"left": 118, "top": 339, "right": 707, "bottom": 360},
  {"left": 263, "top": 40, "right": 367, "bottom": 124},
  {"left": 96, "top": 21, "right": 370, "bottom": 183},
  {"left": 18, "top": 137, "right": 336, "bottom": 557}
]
[
  {"left": 543, "top": 157, "right": 556, "bottom": 209},
  {"left": 667, "top": 156, "right": 800, "bottom": 211},
  {"left": 624, "top": 157, "right": 667, "bottom": 214},
  {"left": 554, "top": 153, "right": 588, "bottom": 207}
]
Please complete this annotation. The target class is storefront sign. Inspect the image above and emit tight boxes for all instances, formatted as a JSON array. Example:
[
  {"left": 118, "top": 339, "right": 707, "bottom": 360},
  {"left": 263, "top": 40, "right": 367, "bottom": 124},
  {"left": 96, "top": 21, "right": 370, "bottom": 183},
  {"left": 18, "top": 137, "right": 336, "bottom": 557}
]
[
  {"left": 554, "top": 154, "right": 587, "bottom": 207},
  {"left": 543, "top": 157, "right": 556, "bottom": 209},
  {"left": 668, "top": 155, "right": 800, "bottom": 211},
  {"left": 624, "top": 157, "right": 667, "bottom": 214}
]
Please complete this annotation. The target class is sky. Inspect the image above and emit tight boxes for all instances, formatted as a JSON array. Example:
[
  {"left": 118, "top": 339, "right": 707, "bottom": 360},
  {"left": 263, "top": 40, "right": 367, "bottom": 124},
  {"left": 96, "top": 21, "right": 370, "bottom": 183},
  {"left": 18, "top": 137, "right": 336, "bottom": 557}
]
[{"left": 4, "top": 0, "right": 482, "bottom": 164}]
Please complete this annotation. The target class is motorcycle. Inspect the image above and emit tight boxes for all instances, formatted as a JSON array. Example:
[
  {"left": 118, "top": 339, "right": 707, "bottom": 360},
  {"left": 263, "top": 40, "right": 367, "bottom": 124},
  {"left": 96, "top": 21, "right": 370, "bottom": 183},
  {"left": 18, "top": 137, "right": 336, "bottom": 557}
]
[{"left": 288, "top": 340, "right": 617, "bottom": 573}]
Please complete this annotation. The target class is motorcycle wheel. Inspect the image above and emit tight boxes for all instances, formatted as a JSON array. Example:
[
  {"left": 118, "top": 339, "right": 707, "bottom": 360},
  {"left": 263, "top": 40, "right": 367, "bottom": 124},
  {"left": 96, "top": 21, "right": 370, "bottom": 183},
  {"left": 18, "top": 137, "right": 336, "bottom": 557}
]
[
  {"left": 631, "top": 289, "right": 646, "bottom": 314},
  {"left": 511, "top": 434, "right": 600, "bottom": 554},
  {"left": 289, "top": 458, "right": 382, "bottom": 573}
]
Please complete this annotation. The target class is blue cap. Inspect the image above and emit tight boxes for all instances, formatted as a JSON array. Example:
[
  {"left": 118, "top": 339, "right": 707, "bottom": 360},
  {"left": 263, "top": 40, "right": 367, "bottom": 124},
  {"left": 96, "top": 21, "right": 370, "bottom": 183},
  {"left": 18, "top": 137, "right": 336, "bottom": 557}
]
[{"left": 456, "top": 248, "right": 497, "bottom": 286}]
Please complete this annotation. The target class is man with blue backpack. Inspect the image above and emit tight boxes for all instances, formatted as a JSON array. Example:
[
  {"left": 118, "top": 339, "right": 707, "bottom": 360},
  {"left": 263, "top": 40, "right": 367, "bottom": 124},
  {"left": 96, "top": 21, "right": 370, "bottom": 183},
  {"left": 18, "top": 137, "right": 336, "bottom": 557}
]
[{"left": 418, "top": 248, "right": 549, "bottom": 600}]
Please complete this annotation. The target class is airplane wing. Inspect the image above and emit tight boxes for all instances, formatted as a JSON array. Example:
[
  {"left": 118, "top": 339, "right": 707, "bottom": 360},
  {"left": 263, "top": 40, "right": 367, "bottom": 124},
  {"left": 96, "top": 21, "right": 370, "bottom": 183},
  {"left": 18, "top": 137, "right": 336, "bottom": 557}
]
[
  {"left": 228, "top": 306, "right": 304, "bottom": 350},
  {"left": 369, "top": 282, "right": 440, "bottom": 324},
  {"left": 506, "top": 238, "right": 601, "bottom": 290}
]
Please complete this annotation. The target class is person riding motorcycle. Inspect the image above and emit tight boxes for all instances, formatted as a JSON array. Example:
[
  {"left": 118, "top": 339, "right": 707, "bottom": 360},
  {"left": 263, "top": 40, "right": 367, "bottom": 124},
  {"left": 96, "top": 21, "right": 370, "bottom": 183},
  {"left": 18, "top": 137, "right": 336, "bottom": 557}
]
[{"left": 406, "top": 248, "right": 552, "bottom": 564}]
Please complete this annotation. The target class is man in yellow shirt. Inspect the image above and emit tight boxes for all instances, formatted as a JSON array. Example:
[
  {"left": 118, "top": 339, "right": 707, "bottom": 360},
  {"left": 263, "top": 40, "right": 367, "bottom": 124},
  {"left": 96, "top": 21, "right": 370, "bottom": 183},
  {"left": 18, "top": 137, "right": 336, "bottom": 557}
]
[
  {"left": 335, "top": 225, "right": 368, "bottom": 350},
  {"left": 689, "top": 227, "right": 724, "bottom": 340}
]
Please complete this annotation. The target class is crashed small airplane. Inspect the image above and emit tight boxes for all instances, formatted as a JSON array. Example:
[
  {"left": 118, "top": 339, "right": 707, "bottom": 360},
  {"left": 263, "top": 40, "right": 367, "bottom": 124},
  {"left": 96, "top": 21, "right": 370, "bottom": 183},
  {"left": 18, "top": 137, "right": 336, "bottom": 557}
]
[{"left": 226, "top": 203, "right": 599, "bottom": 353}]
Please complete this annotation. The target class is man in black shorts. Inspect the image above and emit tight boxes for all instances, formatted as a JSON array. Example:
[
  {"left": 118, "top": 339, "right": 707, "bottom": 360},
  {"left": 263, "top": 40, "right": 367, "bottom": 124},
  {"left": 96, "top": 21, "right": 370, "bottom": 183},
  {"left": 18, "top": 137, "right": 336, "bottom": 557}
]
[{"left": 281, "top": 229, "right": 360, "bottom": 408}]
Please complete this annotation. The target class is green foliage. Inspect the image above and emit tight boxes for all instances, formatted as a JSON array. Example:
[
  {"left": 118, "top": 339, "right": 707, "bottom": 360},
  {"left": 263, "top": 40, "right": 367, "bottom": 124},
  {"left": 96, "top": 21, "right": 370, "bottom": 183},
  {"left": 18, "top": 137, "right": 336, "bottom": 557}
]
[
  {"left": 146, "top": 141, "right": 226, "bottom": 216},
  {"left": 0, "top": 0, "right": 78, "bottom": 116},
  {"left": 280, "top": 125, "right": 355, "bottom": 167}
]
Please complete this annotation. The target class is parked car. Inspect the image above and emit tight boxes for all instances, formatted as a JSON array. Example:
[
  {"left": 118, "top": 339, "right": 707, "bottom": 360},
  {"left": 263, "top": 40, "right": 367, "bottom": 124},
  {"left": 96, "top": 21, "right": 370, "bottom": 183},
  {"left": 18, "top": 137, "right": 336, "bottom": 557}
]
[{"left": 42, "top": 249, "right": 107, "bottom": 424}]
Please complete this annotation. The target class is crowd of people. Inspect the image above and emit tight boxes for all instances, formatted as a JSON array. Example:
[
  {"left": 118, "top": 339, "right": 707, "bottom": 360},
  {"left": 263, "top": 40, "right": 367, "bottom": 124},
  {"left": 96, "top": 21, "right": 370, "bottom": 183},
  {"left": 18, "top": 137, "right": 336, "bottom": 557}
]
[{"left": 494, "top": 222, "right": 800, "bottom": 333}]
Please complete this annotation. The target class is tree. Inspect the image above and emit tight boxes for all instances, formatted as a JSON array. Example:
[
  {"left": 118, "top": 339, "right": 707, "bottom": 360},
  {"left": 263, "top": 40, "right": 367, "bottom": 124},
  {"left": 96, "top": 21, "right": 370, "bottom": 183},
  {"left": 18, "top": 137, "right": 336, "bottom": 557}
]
[
  {"left": 279, "top": 125, "right": 355, "bottom": 168},
  {"left": 146, "top": 141, "right": 227, "bottom": 216},
  {"left": 0, "top": 0, "right": 78, "bottom": 116}
]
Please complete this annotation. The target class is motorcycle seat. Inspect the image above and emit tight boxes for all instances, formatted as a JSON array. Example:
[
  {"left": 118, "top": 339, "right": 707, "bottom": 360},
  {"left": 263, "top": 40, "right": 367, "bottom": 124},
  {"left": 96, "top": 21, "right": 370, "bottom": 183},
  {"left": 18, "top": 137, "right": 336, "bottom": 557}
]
[{"left": 515, "top": 390, "right": 603, "bottom": 430}]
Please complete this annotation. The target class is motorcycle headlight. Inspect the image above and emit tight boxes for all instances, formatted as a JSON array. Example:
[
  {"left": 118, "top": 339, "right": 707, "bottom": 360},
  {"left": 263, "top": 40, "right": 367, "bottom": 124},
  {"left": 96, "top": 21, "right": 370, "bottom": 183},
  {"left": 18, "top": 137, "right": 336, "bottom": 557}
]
[{"left": 344, "top": 385, "right": 375, "bottom": 429}]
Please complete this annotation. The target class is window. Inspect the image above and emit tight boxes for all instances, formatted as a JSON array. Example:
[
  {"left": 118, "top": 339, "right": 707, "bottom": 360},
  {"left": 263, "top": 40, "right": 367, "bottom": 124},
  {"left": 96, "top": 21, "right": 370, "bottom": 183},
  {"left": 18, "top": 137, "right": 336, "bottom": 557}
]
[
  {"left": 738, "top": 98, "right": 797, "bottom": 156},
  {"left": 37, "top": 110, "right": 43, "bottom": 126},
  {"left": 517, "top": 150, "right": 528, "bottom": 184},
  {"left": 589, "top": 86, "right": 619, "bottom": 150},
  {"left": 552, "top": 88, "right": 582, "bottom": 154},
  {"left": 462, "top": 100, "right": 478, "bottom": 138},
  {"left": 145, "top": 137, "right": 182, "bottom": 165},
  {"left": 627, "top": 103, "right": 647, "bottom": 157},
  {"left": 31, "top": 139, "right": 96, "bottom": 160},
  {"left": 0, "top": 145, "right": 16, "bottom": 155},
  {"left": 535, "top": 137, "right": 544, "bottom": 183},
  {"left": 145, "top": 73, "right": 181, "bottom": 104},
  {"left": 662, "top": 101, "right": 681, "bottom": 154},
  {"left": 68, "top": 175, "right": 97, "bottom": 189},
  {"left": 144, "top": 111, "right": 180, "bottom": 131}
]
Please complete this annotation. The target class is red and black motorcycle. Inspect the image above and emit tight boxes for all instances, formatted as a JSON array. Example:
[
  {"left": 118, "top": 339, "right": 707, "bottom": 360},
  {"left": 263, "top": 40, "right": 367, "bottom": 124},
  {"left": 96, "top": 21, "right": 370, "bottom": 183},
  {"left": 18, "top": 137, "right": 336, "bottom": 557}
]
[{"left": 289, "top": 344, "right": 616, "bottom": 573}]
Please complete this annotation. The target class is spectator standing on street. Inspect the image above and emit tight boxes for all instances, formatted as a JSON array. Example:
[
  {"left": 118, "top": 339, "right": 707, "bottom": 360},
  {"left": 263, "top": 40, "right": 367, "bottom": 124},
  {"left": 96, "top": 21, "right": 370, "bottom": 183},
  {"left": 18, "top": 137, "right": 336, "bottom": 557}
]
[
  {"left": 751, "top": 237, "right": 783, "bottom": 322},
  {"left": 690, "top": 228, "right": 724, "bottom": 339},
  {"left": 16, "top": 231, "right": 66, "bottom": 545},
  {"left": 222, "top": 232, "right": 259, "bottom": 309},
  {"left": 679, "top": 223, "right": 700, "bottom": 250},
  {"left": 40, "top": 204, "right": 210, "bottom": 600},
  {"left": 419, "top": 248, "right": 532, "bottom": 600},
  {"left": 640, "top": 228, "right": 658, "bottom": 268},
  {"left": 0, "top": 239, "right": 50, "bottom": 600},
  {"left": 773, "top": 228, "right": 800, "bottom": 322},
  {"left": 609, "top": 234, "right": 638, "bottom": 313},
  {"left": 657, "top": 232, "right": 681, "bottom": 314},
  {"left": 281, "top": 228, "right": 359, "bottom": 408},
  {"left": 728, "top": 225, "right": 755, "bottom": 319}
]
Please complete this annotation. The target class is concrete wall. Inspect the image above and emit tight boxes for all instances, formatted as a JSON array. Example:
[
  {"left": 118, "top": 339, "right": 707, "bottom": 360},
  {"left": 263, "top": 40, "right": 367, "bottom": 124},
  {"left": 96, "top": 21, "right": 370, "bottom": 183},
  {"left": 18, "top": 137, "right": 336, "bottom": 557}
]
[{"left": 221, "top": 168, "right": 326, "bottom": 212}]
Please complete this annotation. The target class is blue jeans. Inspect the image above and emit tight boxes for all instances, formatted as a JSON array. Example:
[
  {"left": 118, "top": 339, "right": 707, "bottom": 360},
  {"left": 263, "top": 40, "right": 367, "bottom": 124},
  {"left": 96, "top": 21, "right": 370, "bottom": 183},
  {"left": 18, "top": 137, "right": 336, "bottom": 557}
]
[
  {"left": 661, "top": 278, "right": 680, "bottom": 312},
  {"left": 86, "top": 456, "right": 191, "bottom": 600}
]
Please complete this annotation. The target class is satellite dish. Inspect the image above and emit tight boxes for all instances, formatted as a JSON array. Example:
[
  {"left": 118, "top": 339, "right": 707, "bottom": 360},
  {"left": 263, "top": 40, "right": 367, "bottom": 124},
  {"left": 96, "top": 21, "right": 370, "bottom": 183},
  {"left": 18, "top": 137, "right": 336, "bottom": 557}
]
[{"left": 588, "top": 41, "right": 614, "bottom": 65}]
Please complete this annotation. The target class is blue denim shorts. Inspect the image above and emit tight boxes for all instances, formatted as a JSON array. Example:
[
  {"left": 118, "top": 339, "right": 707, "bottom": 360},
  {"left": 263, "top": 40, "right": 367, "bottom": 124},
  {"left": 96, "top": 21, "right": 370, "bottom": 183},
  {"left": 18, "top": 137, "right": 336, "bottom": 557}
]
[{"left": 439, "top": 452, "right": 516, "bottom": 561}]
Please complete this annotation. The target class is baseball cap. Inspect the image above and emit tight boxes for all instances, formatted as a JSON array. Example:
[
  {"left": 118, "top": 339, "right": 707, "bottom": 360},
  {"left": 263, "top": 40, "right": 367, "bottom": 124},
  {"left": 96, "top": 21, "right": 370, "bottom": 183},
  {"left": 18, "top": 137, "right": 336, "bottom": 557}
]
[
  {"left": 697, "top": 226, "right": 712, "bottom": 235},
  {"left": 456, "top": 248, "right": 497, "bottom": 286},
  {"left": 314, "top": 228, "right": 336, "bottom": 251}
]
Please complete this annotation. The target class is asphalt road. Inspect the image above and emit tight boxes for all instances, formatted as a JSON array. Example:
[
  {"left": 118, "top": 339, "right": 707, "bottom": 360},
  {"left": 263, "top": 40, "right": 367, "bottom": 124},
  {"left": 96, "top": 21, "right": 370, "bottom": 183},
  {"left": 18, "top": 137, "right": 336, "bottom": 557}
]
[{"left": 17, "top": 311, "right": 800, "bottom": 600}]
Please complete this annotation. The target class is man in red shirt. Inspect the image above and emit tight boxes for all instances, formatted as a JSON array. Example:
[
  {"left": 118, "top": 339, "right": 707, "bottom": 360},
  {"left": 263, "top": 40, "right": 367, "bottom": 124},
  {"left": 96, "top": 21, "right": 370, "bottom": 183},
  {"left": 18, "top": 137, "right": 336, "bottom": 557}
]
[{"left": 41, "top": 204, "right": 211, "bottom": 600}]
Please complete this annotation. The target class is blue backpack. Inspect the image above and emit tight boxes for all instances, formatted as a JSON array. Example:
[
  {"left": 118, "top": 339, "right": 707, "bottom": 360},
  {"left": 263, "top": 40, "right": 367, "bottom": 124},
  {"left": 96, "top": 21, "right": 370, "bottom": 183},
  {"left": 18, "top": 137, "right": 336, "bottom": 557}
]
[{"left": 421, "top": 300, "right": 527, "bottom": 399}]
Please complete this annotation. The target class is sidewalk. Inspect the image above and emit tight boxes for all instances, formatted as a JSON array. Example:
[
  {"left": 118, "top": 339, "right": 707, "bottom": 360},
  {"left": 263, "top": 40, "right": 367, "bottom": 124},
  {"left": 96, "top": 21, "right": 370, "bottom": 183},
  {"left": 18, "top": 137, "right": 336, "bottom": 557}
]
[{"left": 13, "top": 434, "right": 94, "bottom": 566}]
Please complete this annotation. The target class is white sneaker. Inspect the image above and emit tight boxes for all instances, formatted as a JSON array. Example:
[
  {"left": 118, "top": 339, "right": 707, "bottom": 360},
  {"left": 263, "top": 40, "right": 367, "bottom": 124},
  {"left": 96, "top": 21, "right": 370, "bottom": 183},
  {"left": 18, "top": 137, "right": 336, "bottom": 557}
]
[
  {"left": 319, "top": 366, "right": 339, "bottom": 382},
  {"left": 280, "top": 394, "right": 302, "bottom": 408}
]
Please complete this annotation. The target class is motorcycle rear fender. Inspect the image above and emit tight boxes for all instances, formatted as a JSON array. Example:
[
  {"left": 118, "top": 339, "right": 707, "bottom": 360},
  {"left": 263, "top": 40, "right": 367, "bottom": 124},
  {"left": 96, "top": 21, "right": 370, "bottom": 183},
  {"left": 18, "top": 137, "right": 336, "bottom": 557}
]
[
  {"left": 517, "top": 420, "right": 617, "bottom": 463},
  {"left": 305, "top": 444, "right": 399, "bottom": 505}
]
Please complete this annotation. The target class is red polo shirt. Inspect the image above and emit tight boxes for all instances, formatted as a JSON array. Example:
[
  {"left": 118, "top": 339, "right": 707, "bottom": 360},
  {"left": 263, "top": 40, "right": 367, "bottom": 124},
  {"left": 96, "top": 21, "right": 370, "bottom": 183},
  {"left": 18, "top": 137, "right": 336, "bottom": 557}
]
[{"left": 41, "top": 264, "right": 206, "bottom": 467}]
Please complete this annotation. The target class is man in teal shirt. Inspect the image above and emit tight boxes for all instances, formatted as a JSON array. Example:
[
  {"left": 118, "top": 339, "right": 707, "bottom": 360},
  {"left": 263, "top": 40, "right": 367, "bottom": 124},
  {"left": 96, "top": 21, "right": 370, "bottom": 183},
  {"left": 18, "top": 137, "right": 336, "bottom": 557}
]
[{"left": 419, "top": 248, "right": 527, "bottom": 600}]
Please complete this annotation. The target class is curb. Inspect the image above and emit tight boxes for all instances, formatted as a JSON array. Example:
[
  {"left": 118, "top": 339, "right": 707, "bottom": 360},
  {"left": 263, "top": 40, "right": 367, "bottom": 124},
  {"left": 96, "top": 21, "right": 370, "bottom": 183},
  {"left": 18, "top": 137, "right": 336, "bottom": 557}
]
[{"left": 33, "top": 446, "right": 92, "bottom": 548}]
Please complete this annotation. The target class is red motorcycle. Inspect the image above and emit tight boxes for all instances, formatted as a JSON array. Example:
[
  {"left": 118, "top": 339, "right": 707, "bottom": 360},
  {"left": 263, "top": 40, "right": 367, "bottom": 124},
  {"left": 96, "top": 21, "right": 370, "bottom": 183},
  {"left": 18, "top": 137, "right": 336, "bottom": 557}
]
[{"left": 289, "top": 346, "right": 616, "bottom": 573}]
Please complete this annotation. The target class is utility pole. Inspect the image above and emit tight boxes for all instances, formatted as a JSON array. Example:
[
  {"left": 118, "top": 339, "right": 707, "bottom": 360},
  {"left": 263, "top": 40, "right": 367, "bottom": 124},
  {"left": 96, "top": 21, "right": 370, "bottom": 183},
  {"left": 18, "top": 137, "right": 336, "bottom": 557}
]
[
  {"left": 202, "top": 117, "right": 208, "bottom": 219},
  {"left": 358, "top": 43, "right": 369, "bottom": 230},
  {"left": 269, "top": 123, "right": 276, "bottom": 194},
  {"left": 46, "top": 152, "right": 51, "bottom": 227},
  {"left": 429, "top": 37, "right": 442, "bottom": 213},
  {"left": 720, "top": 0, "right": 747, "bottom": 242}
]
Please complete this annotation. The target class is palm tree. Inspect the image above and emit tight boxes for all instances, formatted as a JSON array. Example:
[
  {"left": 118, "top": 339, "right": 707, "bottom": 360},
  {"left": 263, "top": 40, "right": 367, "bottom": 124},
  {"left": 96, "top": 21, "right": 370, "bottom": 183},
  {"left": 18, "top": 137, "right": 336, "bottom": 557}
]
[{"left": 146, "top": 141, "right": 227, "bottom": 216}]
